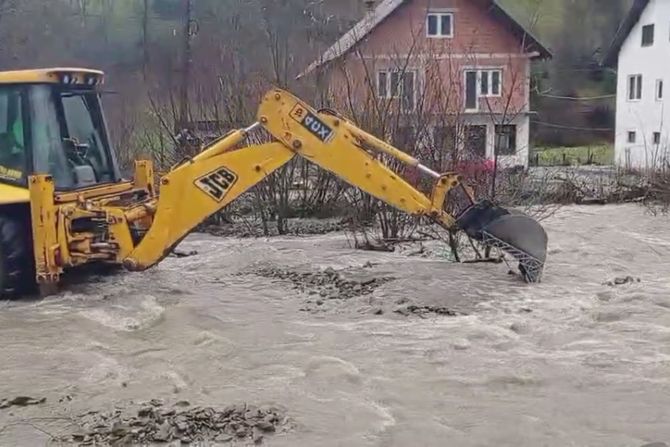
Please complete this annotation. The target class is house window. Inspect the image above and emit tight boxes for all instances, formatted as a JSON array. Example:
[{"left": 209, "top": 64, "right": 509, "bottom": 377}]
[
  {"left": 377, "top": 69, "right": 416, "bottom": 111},
  {"left": 628, "top": 74, "right": 642, "bottom": 100},
  {"left": 426, "top": 12, "right": 453, "bottom": 38},
  {"left": 495, "top": 125, "right": 517, "bottom": 155},
  {"left": 642, "top": 24, "right": 655, "bottom": 46},
  {"left": 656, "top": 79, "right": 664, "bottom": 100},
  {"left": 480, "top": 70, "right": 502, "bottom": 96},
  {"left": 465, "top": 69, "right": 502, "bottom": 110},
  {"left": 378, "top": 71, "right": 388, "bottom": 98},
  {"left": 653, "top": 132, "right": 661, "bottom": 145},
  {"left": 401, "top": 71, "right": 416, "bottom": 111},
  {"left": 628, "top": 131, "right": 637, "bottom": 143},
  {"left": 377, "top": 71, "right": 401, "bottom": 98}
]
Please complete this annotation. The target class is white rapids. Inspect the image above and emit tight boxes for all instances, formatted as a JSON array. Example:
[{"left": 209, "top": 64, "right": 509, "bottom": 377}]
[{"left": 0, "top": 204, "right": 668, "bottom": 446}]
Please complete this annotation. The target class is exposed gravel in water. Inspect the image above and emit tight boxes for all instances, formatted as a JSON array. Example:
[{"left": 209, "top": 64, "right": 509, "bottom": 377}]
[
  {"left": 203, "top": 218, "right": 346, "bottom": 238},
  {"left": 56, "top": 399, "right": 291, "bottom": 445},
  {"left": 0, "top": 204, "right": 668, "bottom": 446}
]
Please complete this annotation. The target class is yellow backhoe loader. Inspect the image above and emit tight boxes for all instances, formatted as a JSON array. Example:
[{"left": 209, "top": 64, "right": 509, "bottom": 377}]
[{"left": 0, "top": 68, "right": 547, "bottom": 297}]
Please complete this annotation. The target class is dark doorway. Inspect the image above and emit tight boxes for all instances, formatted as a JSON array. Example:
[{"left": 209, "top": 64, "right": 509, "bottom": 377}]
[
  {"left": 465, "top": 125, "right": 487, "bottom": 158},
  {"left": 465, "top": 71, "right": 478, "bottom": 110}
]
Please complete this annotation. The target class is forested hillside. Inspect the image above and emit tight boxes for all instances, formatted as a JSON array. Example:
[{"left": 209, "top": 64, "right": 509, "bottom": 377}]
[
  {"left": 500, "top": 0, "right": 633, "bottom": 146},
  {"left": 0, "top": 0, "right": 634, "bottom": 159}
]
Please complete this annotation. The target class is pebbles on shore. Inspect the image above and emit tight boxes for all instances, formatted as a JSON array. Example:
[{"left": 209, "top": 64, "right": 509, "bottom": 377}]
[
  {"left": 244, "top": 266, "right": 395, "bottom": 303},
  {"left": 57, "top": 399, "right": 291, "bottom": 446},
  {"left": 203, "top": 219, "right": 345, "bottom": 238}
]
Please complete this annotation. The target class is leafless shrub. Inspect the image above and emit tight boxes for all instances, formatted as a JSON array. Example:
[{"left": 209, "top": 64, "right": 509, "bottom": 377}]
[
  {"left": 645, "top": 177, "right": 670, "bottom": 215},
  {"left": 637, "top": 165, "right": 670, "bottom": 215},
  {"left": 311, "top": 18, "right": 558, "bottom": 261}
]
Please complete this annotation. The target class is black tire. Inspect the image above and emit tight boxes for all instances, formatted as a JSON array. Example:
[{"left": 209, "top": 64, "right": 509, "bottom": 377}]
[{"left": 0, "top": 214, "right": 34, "bottom": 298}]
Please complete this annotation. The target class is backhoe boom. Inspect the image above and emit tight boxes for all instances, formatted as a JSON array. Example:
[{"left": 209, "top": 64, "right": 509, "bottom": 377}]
[
  {"left": 124, "top": 88, "right": 472, "bottom": 271},
  {"left": 256, "top": 89, "right": 470, "bottom": 228},
  {"left": 122, "top": 139, "right": 295, "bottom": 270},
  {"left": 27, "top": 87, "right": 547, "bottom": 293}
]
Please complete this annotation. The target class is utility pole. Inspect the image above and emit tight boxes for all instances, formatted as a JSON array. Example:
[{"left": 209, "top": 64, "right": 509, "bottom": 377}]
[
  {"left": 178, "top": 0, "right": 194, "bottom": 132},
  {"left": 141, "top": 0, "right": 149, "bottom": 80}
]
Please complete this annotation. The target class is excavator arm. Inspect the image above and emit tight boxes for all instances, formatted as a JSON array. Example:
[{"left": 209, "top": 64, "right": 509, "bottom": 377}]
[
  {"left": 126, "top": 88, "right": 547, "bottom": 281},
  {"left": 255, "top": 89, "right": 468, "bottom": 229},
  {"left": 121, "top": 88, "right": 471, "bottom": 272},
  {"left": 122, "top": 127, "right": 296, "bottom": 270},
  {"left": 28, "top": 130, "right": 296, "bottom": 286},
  {"left": 29, "top": 88, "right": 547, "bottom": 292},
  {"left": 256, "top": 89, "right": 547, "bottom": 282}
]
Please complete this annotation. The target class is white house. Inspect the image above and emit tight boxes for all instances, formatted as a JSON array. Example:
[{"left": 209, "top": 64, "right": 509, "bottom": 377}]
[{"left": 604, "top": 0, "right": 670, "bottom": 170}]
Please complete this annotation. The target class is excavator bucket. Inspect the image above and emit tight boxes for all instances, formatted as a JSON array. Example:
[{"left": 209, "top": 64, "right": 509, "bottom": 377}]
[{"left": 456, "top": 200, "right": 548, "bottom": 283}]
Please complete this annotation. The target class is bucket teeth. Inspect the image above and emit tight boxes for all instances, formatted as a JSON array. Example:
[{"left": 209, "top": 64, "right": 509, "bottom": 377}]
[{"left": 456, "top": 201, "right": 548, "bottom": 283}]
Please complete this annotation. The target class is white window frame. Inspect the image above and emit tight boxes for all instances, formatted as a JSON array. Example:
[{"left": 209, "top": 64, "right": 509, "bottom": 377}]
[
  {"left": 426, "top": 11, "right": 454, "bottom": 38},
  {"left": 377, "top": 70, "right": 399, "bottom": 99},
  {"left": 463, "top": 68, "right": 502, "bottom": 112},
  {"left": 376, "top": 68, "right": 418, "bottom": 112},
  {"left": 627, "top": 130, "right": 637, "bottom": 144},
  {"left": 479, "top": 69, "right": 502, "bottom": 97},
  {"left": 653, "top": 131, "right": 661, "bottom": 145},
  {"left": 656, "top": 79, "right": 664, "bottom": 101},
  {"left": 627, "top": 74, "right": 642, "bottom": 101}
]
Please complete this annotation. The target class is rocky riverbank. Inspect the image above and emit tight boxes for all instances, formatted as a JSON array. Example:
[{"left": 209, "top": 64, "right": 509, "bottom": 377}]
[{"left": 57, "top": 399, "right": 292, "bottom": 446}]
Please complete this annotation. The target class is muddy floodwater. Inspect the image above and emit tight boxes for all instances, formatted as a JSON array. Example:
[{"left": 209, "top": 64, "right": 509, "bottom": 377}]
[{"left": 1, "top": 204, "right": 669, "bottom": 446}]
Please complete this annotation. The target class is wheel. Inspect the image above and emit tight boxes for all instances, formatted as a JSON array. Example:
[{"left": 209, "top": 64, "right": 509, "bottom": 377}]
[{"left": 0, "top": 214, "right": 34, "bottom": 297}]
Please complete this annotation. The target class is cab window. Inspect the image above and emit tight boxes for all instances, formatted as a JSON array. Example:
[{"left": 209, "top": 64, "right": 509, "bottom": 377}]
[
  {"left": 58, "top": 91, "right": 115, "bottom": 183},
  {"left": 0, "top": 86, "right": 28, "bottom": 183},
  {"left": 29, "top": 85, "right": 116, "bottom": 190}
]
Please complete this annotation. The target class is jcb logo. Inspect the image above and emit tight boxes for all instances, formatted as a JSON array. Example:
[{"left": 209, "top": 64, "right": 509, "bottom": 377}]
[
  {"left": 290, "top": 104, "right": 334, "bottom": 143},
  {"left": 195, "top": 167, "right": 238, "bottom": 202}
]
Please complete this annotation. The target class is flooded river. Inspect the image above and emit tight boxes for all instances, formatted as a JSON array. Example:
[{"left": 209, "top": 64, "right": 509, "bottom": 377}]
[{"left": 0, "top": 205, "right": 668, "bottom": 446}]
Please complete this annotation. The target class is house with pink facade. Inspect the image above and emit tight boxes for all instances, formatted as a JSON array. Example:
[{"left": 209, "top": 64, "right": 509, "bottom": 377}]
[{"left": 300, "top": 0, "right": 551, "bottom": 169}]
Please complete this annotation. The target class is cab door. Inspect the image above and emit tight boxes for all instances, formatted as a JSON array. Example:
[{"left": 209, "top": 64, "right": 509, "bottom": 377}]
[
  {"left": 28, "top": 84, "right": 121, "bottom": 190},
  {"left": 0, "top": 86, "right": 29, "bottom": 185}
]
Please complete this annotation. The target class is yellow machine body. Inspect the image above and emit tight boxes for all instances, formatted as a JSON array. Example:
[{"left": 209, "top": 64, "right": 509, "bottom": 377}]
[
  {"left": 0, "top": 68, "right": 546, "bottom": 295},
  {"left": 0, "top": 182, "right": 29, "bottom": 204}
]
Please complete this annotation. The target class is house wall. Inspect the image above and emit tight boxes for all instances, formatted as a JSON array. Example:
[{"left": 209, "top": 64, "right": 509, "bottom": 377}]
[
  {"left": 324, "top": 0, "right": 534, "bottom": 167},
  {"left": 615, "top": 0, "right": 670, "bottom": 170},
  {"left": 361, "top": 0, "right": 526, "bottom": 55}
]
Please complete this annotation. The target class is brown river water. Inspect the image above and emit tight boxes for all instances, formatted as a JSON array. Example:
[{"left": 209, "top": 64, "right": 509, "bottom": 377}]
[{"left": 0, "top": 204, "right": 668, "bottom": 446}]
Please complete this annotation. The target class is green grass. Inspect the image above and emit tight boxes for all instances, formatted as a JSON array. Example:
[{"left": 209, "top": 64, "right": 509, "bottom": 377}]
[{"left": 530, "top": 145, "right": 614, "bottom": 167}]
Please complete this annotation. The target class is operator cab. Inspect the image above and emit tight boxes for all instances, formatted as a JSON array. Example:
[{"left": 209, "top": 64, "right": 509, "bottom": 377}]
[{"left": 0, "top": 68, "right": 121, "bottom": 190}]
